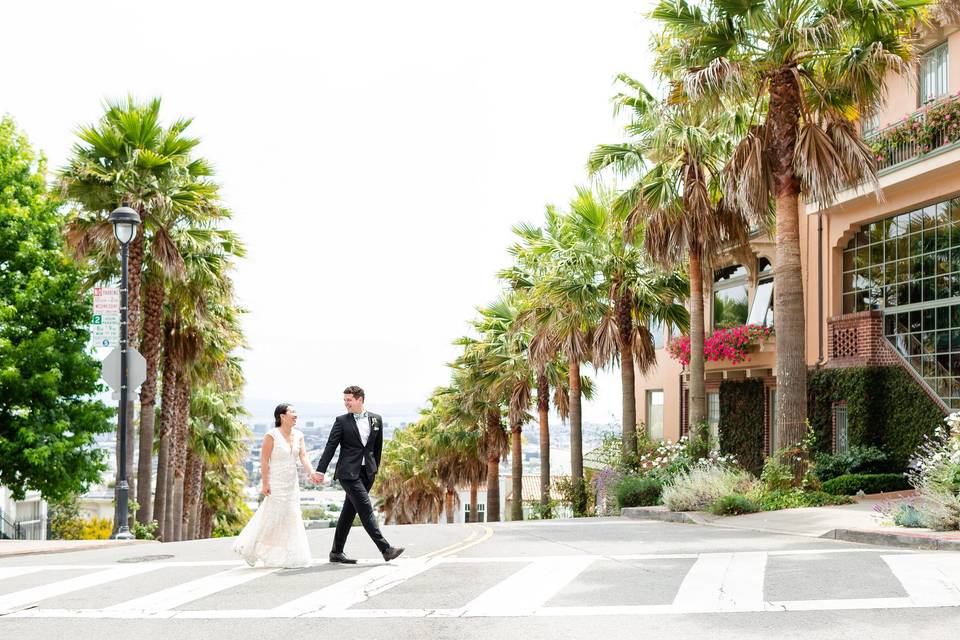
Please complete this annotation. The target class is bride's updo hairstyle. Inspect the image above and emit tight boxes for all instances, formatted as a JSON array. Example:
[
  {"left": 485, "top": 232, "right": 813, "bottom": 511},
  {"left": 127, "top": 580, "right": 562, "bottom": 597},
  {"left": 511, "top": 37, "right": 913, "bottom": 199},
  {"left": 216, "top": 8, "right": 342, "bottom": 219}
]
[{"left": 274, "top": 403, "right": 292, "bottom": 427}]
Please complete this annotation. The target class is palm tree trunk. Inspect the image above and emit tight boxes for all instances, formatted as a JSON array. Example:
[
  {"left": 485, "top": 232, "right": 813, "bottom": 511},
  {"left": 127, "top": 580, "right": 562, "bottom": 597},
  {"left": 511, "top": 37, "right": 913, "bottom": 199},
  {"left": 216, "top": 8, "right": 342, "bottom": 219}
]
[
  {"left": 510, "top": 421, "right": 523, "bottom": 522},
  {"left": 568, "top": 355, "right": 586, "bottom": 516},
  {"left": 485, "top": 410, "right": 501, "bottom": 522},
  {"left": 688, "top": 246, "right": 707, "bottom": 433},
  {"left": 768, "top": 68, "right": 808, "bottom": 476},
  {"left": 154, "top": 340, "right": 177, "bottom": 541},
  {"left": 469, "top": 480, "right": 478, "bottom": 523},
  {"left": 182, "top": 448, "right": 201, "bottom": 540},
  {"left": 445, "top": 484, "right": 455, "bottom": 524},
  {"left": 537, "top": 372, "right": 551, "bottom": 516},
  {"left": 171, "top": 376, "right": 190, "bottom": 541},
  {"left": 200, "top": 502, "right": 214, "bottom": 539},
  {"left": 616, "top": 288, "right": 637, "bottom": 457},
  {"left": 136, "top": 279, "right": 164, "bottom": 525}
]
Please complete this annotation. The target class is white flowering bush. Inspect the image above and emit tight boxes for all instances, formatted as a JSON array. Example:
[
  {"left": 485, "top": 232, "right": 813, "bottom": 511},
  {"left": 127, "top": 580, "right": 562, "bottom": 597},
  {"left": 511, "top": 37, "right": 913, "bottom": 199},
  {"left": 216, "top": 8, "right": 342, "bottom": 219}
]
[
  {"left": 908, "top": 411, "right": 960, "bottom": 530},
  {"left": 636, "top": 436, "right": 739, "bottom": 481},
  {"left": 661, "top": 461, "right": 759, "bottom": 512}
]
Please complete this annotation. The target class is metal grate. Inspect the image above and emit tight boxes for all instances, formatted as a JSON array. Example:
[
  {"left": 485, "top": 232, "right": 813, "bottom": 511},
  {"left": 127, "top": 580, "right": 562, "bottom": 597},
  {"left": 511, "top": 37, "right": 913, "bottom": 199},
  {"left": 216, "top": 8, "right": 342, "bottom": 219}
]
[{"left": 833, "top": 403, "right": 849, "bottom": 453}]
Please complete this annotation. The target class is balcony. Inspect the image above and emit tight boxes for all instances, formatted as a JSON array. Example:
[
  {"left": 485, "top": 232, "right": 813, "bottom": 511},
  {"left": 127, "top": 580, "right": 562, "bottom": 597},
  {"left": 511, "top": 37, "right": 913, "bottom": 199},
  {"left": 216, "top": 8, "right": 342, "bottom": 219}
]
[{"left": 867, "top": 94, "right": 960, "bottom": 173}]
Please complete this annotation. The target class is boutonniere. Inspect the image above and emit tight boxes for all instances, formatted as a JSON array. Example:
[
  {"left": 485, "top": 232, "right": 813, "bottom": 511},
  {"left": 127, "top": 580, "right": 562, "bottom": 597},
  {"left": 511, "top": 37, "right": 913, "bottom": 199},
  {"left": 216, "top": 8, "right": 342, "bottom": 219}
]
[{"left": 371, "top": 416, "right": 380, "bottom": 430}]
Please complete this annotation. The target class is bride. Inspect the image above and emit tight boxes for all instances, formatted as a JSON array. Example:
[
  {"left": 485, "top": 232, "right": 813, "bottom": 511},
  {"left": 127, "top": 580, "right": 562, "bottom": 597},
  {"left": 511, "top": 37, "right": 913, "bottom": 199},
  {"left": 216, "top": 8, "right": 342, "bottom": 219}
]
[{"left": 232, "top": 403, "right": 319, "bottom": 567}]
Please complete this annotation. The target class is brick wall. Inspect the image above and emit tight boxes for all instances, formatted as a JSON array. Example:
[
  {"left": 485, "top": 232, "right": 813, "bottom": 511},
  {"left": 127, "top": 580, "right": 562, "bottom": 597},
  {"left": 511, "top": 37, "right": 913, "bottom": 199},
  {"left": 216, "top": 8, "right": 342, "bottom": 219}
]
[{"left": 826, "top": 311, "right": 899, "bottom": 368}]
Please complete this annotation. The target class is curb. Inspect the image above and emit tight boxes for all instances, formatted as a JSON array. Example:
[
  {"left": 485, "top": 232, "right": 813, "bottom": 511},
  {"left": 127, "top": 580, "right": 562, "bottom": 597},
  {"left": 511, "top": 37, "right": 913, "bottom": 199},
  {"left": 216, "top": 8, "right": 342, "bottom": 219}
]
[
  {"left": 824, "top": 528, "right": 960, "bottom": 551},
  {"left": 0, "top": 539, "right": 156, "bottom": 558},
  {"left": 620, "top": 507, "right": 701, "bottom": 524}
]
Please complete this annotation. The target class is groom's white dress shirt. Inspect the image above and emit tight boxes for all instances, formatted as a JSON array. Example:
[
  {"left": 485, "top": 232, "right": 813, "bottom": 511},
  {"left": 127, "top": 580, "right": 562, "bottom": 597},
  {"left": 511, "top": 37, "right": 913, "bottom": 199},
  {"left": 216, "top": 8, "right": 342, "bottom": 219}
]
[{"left": 354, "top": 412, "right": 370, "bottom": 465}]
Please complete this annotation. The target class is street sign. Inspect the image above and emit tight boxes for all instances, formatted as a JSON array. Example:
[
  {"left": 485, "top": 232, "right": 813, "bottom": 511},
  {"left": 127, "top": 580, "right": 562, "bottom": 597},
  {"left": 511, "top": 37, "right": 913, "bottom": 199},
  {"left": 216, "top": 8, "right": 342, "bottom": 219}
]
[
  {"left": 100, "top": 347, "right": 147, "bottom": 393},
  {"left": 90, "top": 288, "right": 121, "bottom": 349},
  {"left": 93, "top": 287, "right": 120, "bottom": 314}
]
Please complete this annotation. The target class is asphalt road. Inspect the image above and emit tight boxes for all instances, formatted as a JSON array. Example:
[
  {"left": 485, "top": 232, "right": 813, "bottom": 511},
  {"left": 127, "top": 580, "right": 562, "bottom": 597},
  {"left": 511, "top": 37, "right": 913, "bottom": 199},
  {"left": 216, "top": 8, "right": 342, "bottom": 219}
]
[{"left": 2, "top": 517, "right": 960, "bottom": 639}]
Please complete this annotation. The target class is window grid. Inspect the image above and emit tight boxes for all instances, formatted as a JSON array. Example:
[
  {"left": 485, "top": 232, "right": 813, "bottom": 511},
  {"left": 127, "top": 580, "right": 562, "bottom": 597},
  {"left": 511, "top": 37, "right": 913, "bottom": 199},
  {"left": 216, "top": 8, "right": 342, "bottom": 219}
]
[{"left": 842, "top": 197, "right": 960, "bottom": 407}]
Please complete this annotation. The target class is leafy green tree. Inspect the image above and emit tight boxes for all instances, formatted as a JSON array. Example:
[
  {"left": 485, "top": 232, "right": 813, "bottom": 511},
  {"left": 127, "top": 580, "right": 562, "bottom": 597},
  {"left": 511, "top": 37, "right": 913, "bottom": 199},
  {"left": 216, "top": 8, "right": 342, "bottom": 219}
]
[{"left": 0, "top": 117, "right": 113, "bottom": 501}]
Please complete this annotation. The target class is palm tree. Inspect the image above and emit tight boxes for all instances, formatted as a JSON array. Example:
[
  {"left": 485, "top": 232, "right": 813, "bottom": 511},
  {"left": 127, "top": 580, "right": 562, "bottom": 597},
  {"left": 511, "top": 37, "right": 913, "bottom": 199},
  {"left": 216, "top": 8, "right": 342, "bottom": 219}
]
[
  {"left": 589, "top": 75, "right": 745, "bottom": 438},
  {"left": 564, "top": 184, "right": 690, "bottom": 455},
  {"left": 61, "top": 97, "right": 219, "bottom": 523},
  {"left": 450, "top": 342, "right": 510, "bottom": 522},
  {"left": 499, "top": 228, "right": 581, "bottom": 516},
  {"left": 651, "top": 0, "right": 925, "bottom": 453},
  {"left": 376, "top": 424, "right": 445, "bottom": 524},
  {"left": 186, "top": 383, "right": 249, "bottom": 539},
  {"left": 155, "top": 223, "right": 245, "bottom": 540},
  {"left": 525, "top": 196, "right": 607, "bottom": 516}
]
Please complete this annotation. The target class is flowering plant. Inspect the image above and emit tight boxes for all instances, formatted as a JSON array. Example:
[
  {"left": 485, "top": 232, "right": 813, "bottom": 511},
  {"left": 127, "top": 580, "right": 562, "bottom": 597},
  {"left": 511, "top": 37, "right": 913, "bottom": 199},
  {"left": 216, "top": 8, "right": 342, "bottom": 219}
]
[
  {"left": 869, "top": 92, "right": 960, "bottom": 167},
  {"left": 666, "top": 324, "right": 774, "bottom": 366},
  {"left": 904, "top": 411, "right": 960, "bottom": 530}
]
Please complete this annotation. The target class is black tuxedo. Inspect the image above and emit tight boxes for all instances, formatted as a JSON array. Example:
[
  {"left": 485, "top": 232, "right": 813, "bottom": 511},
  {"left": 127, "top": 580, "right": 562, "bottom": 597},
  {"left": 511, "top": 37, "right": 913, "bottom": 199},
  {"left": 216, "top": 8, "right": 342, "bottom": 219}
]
[
  {"left": 316, "top": 412, "right": 390, "bottom": 555},
  {"left": 316, "top": 412, "right": 384, "bottom": 481}
]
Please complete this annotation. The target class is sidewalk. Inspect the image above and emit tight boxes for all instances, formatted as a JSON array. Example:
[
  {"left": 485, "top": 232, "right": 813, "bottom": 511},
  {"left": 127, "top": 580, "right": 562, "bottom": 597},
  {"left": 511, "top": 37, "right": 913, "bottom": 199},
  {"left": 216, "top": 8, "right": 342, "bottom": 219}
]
[
  {"left": 621, "top": 494, "right": 960, "bottom": 550},
  {"left": 0, "top": 539, "right": 156, "bottom": 558}
]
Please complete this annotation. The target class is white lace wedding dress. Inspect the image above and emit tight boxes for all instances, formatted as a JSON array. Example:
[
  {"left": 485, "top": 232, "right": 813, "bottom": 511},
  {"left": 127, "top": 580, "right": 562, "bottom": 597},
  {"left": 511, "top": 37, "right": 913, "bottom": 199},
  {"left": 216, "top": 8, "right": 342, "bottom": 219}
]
[{"left": 232, "top": 427, "right": 312, "bottom": 568}]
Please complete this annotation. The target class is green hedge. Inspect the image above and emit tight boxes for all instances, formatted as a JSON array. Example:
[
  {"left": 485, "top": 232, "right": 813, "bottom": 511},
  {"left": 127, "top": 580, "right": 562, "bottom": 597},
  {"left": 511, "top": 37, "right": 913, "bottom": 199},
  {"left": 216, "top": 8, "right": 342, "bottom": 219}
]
[
  {"left": 821, "top": 473, "right": 911, "bottom": 496},
  {"left": 807, "top": 366, "right": 943, "bottom": 470},
  {"left": 718, "top": 379, "right": 766, "bottom": 475},
  {"left": 614, "top": 476, "right": 662, "bottom": 508}
]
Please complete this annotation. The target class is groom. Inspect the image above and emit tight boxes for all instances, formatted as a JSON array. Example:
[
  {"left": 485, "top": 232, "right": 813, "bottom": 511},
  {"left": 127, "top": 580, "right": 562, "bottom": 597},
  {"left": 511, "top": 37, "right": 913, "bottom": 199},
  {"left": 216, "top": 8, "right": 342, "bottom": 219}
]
[{"left": 314, "top": 385, "right": 404, "bottom": 563}]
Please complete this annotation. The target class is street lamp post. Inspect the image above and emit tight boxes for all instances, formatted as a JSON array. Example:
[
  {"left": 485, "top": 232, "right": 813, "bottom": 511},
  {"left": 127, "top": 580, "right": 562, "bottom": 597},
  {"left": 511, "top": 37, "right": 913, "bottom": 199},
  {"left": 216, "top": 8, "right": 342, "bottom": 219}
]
[{"left": 108, "top": 203, "right": 141, "bottom": 540}]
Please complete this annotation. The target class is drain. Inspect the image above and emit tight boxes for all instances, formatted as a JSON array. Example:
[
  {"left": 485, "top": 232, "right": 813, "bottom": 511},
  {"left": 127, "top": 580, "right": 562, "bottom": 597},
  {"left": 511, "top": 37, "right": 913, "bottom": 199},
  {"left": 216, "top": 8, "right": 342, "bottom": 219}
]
[{"left": 117, "top": 554, "right": 175, "bottom": 563}]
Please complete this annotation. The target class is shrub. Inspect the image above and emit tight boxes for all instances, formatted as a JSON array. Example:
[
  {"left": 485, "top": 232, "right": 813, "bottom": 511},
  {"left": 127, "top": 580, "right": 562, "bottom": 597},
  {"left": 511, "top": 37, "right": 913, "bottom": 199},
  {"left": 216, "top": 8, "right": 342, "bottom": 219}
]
[
  {"left": 662, "top": 462, "right": 758, "bottom": 512},
  {"left": 302, "top": 507, "right": 329, "bottom": 520},
  {"left": 758, "top": 490, "right": 855, "bottom": 511},
  {"left": 133, "top": 520, "right": 159, "bottom": 540},
  {"left": 760, "top": 456, "right": 794, "bottom": 493},
  {"left": 709, "top": 494, "right": 760, "bottom": 516},
  {"left": 614, "top": 476, "right": 663, "bottom": 509},
  {"left": 81, "top": 517, "right": 113, "bottom": 540},
  {"left": 907, "top": 412, "right": 960, "bottom": 530},
  {"left": 821, "top": 473, "right": 911, "bottom": 496},
  {"left": 893, "top": 503, "right": 927, "bottom": 528},
  {"left": 814, "top": 446, "right": 889, "bottom": 482}
]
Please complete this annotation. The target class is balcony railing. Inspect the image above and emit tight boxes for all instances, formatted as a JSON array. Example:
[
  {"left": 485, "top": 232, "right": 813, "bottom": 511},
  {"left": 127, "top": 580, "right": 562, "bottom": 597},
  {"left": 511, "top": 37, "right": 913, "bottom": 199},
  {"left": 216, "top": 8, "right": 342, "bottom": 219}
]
[{"left": 867, "top": 93, "right": 960, "bottom": 172}]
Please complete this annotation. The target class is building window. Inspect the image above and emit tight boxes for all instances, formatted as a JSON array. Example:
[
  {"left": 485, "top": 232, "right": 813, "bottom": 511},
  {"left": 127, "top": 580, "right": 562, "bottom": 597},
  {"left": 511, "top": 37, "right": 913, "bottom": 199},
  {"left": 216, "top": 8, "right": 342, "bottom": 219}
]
[
  {"left": 920, "top": 42, "right": 949, "bottom": 104},
  {"left": 464, "top": 503, "right": 486, "bottom": 523},
  {"left": 841, "top": 197, "right": 960, "bottom": 407},
  {"left": 707, "top": 391, "right": 720, "bottom": 445},
  {"left": 862, "top": 113, "right": 880, "bottom": 137},
  {"left": 747, "top": 279, "right": 774, "bottom": 327},
  {"left": 714, "top": 265, "right": 749, "bottom": 329},
  {"left": 646, "top": 390, "right": 664, "bottom": 440}
]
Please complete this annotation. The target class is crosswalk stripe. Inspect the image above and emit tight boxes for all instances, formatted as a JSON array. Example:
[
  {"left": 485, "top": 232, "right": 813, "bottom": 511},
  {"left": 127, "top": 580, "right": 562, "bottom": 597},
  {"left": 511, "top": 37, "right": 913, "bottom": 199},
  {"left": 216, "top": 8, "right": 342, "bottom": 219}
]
[
  {"left": 0, "top": 565, "right": 162, "bottom": 614},
  {"left": 105, "top": 566, "right": 281, "bottom": 613},
  {"left": 460, "top": 556, "right": 597, "bottom": 617},
  {"left": 882, "top": 553, "right": 960, "bottom": 606},
  {"left": 0, "top": 567, "right": 45, "bottom": 581},
  {"left": 672, "top": 552, "right": 766, "bottom": 613},
  {"left": 273, "top": 559, "right": 436, "bottom": 617}
]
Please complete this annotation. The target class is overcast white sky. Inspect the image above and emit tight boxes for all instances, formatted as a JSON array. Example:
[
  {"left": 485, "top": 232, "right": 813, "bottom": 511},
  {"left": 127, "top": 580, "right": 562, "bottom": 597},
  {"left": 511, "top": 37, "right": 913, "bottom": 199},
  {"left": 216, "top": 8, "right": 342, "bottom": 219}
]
[{"left": 2, "top": 1, "right": 659, "bottom": 422}]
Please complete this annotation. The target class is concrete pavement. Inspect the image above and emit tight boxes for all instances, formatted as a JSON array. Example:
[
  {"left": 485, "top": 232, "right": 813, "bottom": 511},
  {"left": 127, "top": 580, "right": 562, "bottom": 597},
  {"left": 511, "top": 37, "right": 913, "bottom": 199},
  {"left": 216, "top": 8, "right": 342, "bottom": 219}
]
[
  {"left": 622, "top": 497, "right": 960, "bottom": 550},
  {"left": 1, "top": 518, "right": 960, "bottom": 638}
]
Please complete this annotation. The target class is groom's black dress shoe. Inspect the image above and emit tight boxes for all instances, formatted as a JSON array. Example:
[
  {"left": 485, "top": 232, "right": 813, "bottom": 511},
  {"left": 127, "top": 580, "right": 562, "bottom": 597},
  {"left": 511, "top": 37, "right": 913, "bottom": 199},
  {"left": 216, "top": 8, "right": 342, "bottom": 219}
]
[
  {"left": 329, "top": 552, "right": 357, "bottom": 564},
  {"left": 382, "top": 546, "right": 405, "bottom": 562}
]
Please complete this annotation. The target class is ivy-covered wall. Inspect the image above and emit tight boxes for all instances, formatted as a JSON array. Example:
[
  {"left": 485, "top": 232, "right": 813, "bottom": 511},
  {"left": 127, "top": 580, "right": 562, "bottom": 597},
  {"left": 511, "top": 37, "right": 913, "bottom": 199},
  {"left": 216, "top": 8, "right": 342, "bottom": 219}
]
[
  {"left": 717, "top": 366, "right": 943, "bottom": 473},
  {"left": 807, "top": 366, "right": 944, "bottom": 470},
  {"left": 718, "top": 379, "right": 766, "bottom": 475}
]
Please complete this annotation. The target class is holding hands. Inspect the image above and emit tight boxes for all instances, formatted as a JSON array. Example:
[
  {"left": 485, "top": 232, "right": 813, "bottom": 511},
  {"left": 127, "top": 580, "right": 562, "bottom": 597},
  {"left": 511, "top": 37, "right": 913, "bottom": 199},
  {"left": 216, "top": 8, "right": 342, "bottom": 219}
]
[{"left": 309, "top": 471, "right": 325, "bottom": 484}]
